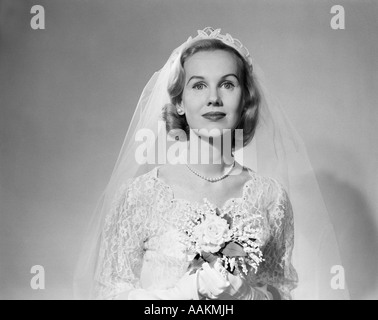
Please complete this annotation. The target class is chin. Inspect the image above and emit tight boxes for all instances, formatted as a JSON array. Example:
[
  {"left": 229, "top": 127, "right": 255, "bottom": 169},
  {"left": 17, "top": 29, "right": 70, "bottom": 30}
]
[{"left": 191, "top": 125, "right": 233, "bottom": 140}]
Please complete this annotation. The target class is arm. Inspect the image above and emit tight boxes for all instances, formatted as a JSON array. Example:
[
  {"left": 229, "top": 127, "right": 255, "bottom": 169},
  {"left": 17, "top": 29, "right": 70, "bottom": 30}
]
[
  {"left": 94, "top": 180, "right": 145, "bottom": 299},
  {"left": 254, "top": 180, "right": 298, "bottom": 300},
  {"left": 95, "top": 180, "right": 200, "bottom": 300}
]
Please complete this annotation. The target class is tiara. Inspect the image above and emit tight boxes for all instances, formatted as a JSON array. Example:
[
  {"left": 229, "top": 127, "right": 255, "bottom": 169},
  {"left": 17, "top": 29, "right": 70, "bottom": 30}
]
[{"left": 186, "top": 27, "right": 253, "bottom": 70}]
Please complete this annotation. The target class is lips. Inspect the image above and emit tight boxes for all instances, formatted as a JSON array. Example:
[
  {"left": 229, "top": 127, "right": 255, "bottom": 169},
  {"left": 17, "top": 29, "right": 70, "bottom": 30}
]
[{"left": 202, "top": 112, "right": 226, "bottom": 120}]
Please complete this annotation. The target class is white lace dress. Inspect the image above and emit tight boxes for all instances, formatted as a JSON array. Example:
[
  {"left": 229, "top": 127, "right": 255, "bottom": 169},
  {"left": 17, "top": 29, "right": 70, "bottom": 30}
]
[{"left": 95, "top": 166, "right": 298, "bottom": 300}]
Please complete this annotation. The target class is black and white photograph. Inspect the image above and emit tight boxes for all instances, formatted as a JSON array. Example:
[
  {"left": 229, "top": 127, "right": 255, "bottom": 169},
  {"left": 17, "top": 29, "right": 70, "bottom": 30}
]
[{"left": 1, "top": 0, "right": 377, "bottom": 301}]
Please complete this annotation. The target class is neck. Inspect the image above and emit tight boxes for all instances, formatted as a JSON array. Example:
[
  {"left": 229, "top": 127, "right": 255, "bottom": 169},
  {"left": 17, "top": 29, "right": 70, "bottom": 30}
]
[{"left": 186, "top": 132, "right": 234, "bottom": 177}]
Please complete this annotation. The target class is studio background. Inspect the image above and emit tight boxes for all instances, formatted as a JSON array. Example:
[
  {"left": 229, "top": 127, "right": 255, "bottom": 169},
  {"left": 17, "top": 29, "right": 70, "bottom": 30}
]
[{"left": 1, "top": 0, "right": 377, "bottom": 299}]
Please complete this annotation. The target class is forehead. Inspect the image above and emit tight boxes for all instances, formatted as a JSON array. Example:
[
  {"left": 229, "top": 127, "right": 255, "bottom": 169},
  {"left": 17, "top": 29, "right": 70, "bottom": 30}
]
[{"left": 183, "top": 50, "right": 239, "bottom": 78}]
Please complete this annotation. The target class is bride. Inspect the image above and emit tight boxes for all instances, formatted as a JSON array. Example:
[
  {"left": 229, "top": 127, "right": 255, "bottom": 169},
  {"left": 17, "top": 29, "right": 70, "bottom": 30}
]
[{"left": 73, "top": 27, "right": 349, "bottom": 300}]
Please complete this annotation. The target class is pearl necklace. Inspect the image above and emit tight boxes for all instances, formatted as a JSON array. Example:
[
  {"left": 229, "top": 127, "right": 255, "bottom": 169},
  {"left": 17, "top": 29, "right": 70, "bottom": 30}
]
[{"left": 185, "top": 161, "right": 236, "bottom": 182}]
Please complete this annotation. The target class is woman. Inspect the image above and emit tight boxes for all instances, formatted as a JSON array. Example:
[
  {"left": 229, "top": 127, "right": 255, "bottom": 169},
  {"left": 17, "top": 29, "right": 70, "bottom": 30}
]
[{"left": 73, "top": 27, "right": 349, "bottom": 300}]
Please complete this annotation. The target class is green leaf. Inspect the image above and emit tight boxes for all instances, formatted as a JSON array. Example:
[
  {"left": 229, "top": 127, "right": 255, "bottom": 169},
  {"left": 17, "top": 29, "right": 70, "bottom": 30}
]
[
  {"left": 187, "top": 252, "right": 219, "bottom": 274},
  {"left": 201, "top": 251, "right": 219, "bottom": 264},
  {"left": 220, "top": 242, "right": 246, "bottom": 257},
  {"left": 222, "top": 214, "right": 233, "bottom": 227},
  {"left": 188, "top": 255, "right": 205, "bottom": 275}
]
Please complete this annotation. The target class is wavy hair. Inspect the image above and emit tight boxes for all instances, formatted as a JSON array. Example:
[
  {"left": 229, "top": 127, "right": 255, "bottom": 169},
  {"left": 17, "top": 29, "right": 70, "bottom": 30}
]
[{"left": 161, "top": 38, "right": 261, "bottom": 149}]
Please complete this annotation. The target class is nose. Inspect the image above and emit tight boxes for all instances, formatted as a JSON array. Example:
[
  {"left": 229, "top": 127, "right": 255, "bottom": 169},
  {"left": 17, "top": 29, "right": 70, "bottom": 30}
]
[{"left": 207, "top": 88, "right": 222, "bottom": 107}]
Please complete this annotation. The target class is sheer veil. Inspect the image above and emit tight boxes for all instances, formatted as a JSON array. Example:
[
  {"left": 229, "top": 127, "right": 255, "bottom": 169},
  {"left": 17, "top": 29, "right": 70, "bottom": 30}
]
[{"left": 73, "top": 27, "right": 350, "bottom": 300}]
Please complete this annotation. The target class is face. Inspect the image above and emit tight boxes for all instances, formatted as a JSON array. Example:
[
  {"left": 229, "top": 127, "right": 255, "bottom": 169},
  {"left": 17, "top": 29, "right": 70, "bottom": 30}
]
[{"left": 181, "top": 50, "right": 243, "bottom": 139}]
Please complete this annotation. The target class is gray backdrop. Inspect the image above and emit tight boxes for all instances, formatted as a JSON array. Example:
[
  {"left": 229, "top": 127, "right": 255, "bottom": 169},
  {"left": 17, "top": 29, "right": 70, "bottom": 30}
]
[{"left": 1, "top": 0, "right": 377, "bottom": 299}]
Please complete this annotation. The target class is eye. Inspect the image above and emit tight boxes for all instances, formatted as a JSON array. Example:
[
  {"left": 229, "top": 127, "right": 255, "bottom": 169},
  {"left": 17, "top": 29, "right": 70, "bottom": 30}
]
[
  {"left": 192, "top": 82, "right": 206, "bottom": 90},
  {"left": 221, "top": 81, "right": 235, "bottom": 90}
]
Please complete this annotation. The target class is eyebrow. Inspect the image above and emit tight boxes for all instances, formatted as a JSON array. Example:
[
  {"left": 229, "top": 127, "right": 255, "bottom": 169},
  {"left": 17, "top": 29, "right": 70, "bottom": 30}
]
[{"left": 186, "top": 73, "right": 239, "bottom": 85}]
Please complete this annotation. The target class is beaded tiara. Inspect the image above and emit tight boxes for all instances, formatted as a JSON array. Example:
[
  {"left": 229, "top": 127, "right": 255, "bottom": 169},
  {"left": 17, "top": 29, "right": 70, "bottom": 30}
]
[{"left": 186, "top": 27, "right": 253, "bottom": 70}]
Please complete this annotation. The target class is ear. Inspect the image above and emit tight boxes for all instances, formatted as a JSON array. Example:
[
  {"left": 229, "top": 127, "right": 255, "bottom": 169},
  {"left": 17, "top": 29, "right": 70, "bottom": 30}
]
[{"left": 176, "top": 103, "right": 185, "bottom": 115}]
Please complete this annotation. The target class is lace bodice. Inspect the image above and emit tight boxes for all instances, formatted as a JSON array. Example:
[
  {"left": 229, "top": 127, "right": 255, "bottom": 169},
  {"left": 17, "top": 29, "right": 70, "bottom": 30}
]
[{"left": 95, "top": 166, "right": 298, "bottom": 300}]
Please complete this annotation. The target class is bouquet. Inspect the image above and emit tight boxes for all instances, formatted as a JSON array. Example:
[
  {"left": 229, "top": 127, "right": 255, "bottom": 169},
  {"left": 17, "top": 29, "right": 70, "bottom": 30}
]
[{"left": 179, "top": 198, "right": 264, "bottom": 278}]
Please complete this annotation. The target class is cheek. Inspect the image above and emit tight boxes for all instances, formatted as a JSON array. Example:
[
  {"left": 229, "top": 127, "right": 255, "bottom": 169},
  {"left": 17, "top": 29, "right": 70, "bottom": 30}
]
[
  {"left": 225, "top": 92, "right": 243, "bottom": 114},
  {"left": 183, "top": 91, "right": 206, "bottom": 108},
  {"left": 182, "top": 93, "right": 207, "bottom": 123}
]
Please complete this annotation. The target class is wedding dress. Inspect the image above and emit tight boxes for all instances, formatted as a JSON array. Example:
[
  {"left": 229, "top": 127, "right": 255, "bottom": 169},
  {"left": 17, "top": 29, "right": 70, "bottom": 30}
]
[
  {"left": 95, "top": 166, "right": 298, "bottom": 300},
  {"left": 73, "top": 27, "right": 349, "bottom": 300}
]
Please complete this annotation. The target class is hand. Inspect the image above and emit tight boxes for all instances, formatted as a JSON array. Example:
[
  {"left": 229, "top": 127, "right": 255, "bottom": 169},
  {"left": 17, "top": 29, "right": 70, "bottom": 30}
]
[
  {"left": 197, "top": 259, "right": 257, "bottom": 300},
  {"left": 218, "top": 269, "right": 269, "bottom": 300},
  {"left": 197, "top": 261, "right": 231, "bottom": 299},
  {"left": 218, "top": 271, "right": 250, "bottom": 299},
  {"left": 127, "top": 271, "right": 199, "bottom": 300}
]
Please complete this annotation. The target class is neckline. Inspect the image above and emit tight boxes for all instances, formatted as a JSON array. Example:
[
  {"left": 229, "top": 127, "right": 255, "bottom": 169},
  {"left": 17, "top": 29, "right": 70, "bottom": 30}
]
[{"left": 152, "top": 165, "right": 256, "bottom": 211}]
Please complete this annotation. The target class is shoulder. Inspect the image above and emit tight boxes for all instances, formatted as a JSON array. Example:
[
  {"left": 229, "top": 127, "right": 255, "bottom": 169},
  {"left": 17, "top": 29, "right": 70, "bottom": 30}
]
[
  {"left": 243, "top": 166, "right": 290, "bottom": 206},
  {"left": 131, "top": 166, "right": 158, "bottom": 188},
  {"left": 243, "top": 170, "right": 294, "bottom": 232},
  {"left": 244, "top": 166, "right": 286, "bottom": 192},
  {"left": 260, "top": 176, "right": 293, "bottom": 222},
  {"left": 114, "top": 167, "right": 159, "bottom": 202},
  {"left": 266, "top": 176, "right": 289, "bottom": 202}
]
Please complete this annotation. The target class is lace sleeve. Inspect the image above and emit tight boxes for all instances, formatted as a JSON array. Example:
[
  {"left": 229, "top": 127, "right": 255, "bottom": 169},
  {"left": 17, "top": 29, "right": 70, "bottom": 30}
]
[
  {"left": 94, "top": 179, "right": 146, "bottom": 299},
  {"left": 255, "top": 180, "right": 298, "bottom": 300}
]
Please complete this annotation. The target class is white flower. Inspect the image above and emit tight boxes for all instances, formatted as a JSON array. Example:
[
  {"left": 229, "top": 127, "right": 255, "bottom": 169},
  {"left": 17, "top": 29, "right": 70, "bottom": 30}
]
[
  {"left": 192, "top": 214, "right": 232, "bottom": 253},
  {"left": 233, "top": 216, "right": 263, "bottom": 242}
]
